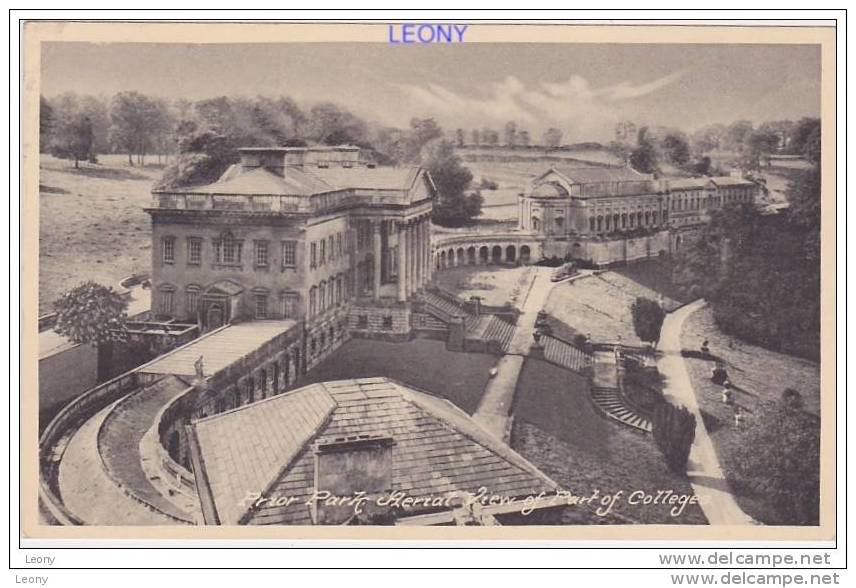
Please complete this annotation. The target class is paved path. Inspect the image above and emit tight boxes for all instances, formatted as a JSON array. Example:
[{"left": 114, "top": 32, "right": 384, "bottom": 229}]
[
  {"left": 473, "top": 267, "right": 554, "bottom": 441},
  {"left": 57, "top": 400, "right": 179, "bottom": 526},
  {"left": 657, "top": 299, "right": 756, "bottom": 525}
]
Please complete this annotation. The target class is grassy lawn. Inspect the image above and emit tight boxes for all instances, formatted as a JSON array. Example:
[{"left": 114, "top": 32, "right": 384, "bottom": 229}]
[
  {"left": 543, "top": 271, "right": 681, "bottom": 346},
  {"left": 612, "top": 258, "right": 692, "bottom": 306},
  {"left": 433, "top": 265, "right": 535, "bottom": 308},
  {"left": 295, "top": 337, "right": 495, "bottom": 414},
  {"left": 681, "top": 305, "right": 821, "bottom": 525},
  {"left": 39, "top": 154, "right": 162, "bottom": 314},
  {"left": 511, "top": 358, "right": 707, "bottom": 525}
]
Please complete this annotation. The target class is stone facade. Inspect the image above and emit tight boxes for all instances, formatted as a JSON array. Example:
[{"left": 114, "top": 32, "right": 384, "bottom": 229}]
[{"left": 146, "top": 145, "right": 437, "bottom": 378}]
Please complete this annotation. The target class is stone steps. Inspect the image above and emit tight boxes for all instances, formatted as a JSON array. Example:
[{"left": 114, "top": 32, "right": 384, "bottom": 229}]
[
  {"left": 466, "top": 315, "right": 515, "bottom": 352},
  {"left": 541, "top": 336, "right": 592, "bottom": 374},
  {"left": 590, "top": 385, "right": 652, "bottom": 433}
]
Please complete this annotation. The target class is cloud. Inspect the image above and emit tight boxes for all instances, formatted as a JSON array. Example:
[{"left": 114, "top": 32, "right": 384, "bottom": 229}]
[{"left": 391, "top": 70, "right": 685, "bottom": 141}]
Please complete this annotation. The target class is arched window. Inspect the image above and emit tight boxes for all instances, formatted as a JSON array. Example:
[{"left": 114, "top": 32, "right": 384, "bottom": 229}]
[
  {"left": 589, "top": 217, "right": 596, "bottom": 232},
  {"left": 555, "top": 217, "right": 564, "bottom": 231},
  {"left": 531, "top": 216, "right": 540, "bottom": 231}
]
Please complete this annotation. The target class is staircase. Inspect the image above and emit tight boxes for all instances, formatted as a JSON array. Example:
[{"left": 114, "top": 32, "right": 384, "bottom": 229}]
[
  {"left": 465, "top": 315, "right": 515, "bottom": 352},
  {"left": 541, "top": 335, "right": 592, "bottom": 374},
  {"left": 420, "top": 291, "right": 470, "bottom": 323},
  {"left": 590, "top": 386, "right": 653, "bottom": 433},
  {"left": 589, "top": 348, "right": 652, "bottom": 433}
]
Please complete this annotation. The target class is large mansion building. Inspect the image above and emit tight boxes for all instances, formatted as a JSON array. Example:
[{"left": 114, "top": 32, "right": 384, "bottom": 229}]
[{"left": 147, "top": 145, "right": 435, "bottom": 361}]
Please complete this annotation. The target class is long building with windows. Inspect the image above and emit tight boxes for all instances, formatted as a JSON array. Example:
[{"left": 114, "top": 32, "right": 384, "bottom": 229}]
[{"left": 146, "top": 145, "right": 436, "bottom": 374}]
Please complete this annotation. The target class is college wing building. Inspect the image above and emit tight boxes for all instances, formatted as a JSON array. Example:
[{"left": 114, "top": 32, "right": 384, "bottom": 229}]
[{"left": 147, "top": 145, "right": 436, "bottom": 366}]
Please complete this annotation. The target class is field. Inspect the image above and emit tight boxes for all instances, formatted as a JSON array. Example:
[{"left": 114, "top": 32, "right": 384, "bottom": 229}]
[
  {"left": 464, "top": 152, "right": 623, "bottom": 222},
  {"left": 294, "top": 337, "right": 495, "bottom": 415},
  {"left": 511, "top": 358, "right": 707, "bottom": 524},
  {"left": 543, "top": 270, "right": 682, "bottom": 345},
  {"left": 681, "top": 304, "right": 821, "bottom": 524},
  {"left": 39, "top": 154, "right": 162, "bottom": 314}
]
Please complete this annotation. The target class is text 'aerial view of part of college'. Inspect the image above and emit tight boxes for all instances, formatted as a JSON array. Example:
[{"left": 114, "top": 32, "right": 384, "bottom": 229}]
[{"left": 32, "top": 28, "right": 827, "bottom": 535}]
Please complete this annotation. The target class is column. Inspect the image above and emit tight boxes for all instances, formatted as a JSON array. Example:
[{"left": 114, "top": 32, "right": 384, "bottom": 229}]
[
  {"left": 408, "top": 222, "right": 417, "bottom": 296},
  {"left": 415, "top": 219, "right": 423, "bottom": 290},
  {"left": 424, "top": 217, "right": 432, "bottom": 284},
  {"left": 372, "top": 221, "right": 382, "bottom": 299},
  {"left": 397, "top": 222, "right": 408, "bottom": 302}
]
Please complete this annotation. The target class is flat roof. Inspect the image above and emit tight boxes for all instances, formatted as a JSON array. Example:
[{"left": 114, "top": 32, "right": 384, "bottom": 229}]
[{"left": 139, "top": 320, "right": 297, "bottom": 378}]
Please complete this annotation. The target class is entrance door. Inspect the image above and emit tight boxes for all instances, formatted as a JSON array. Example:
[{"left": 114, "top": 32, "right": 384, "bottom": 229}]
[{"left": 207, "top": 303, "right": 224, "bottom": 330}]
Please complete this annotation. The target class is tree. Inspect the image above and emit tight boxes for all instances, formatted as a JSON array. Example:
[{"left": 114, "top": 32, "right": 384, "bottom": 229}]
[
  {"left": 481, "top": 128, "right": 499, "bottom": 146},
  {"left": 49, "top": 93, "right": 96, "bottom": 168},
  {"left": 662, "top": 133, "right": 691, "bottom": 167},
  {"left": 730, "top": 393, "right": 820, "bottom": 525},
  {"left": 691, "top": 123, "right": 727, "bottom": 153},
  {"left": 742, "top": 129, "right": 780, "bottom": 171},
  {"left": 455, "top": 128, "right": 465, "bottom": 147},
  {"left": 787, "top": 117, "right": 820, "bottom": 157},
  {"left": 517, "top": 130, "right": 530, "bottom": 147},
  {"left": 652, "top": 402, "right": 696, "bottom": 473},
  {"left": 503, "top": 121, "right": 517, "bottom": 147},
  {"left": 543, "top": 127, "right": 563, "bottom": 148},
  {"left": 629, "top": 127, "right": 658, "bottom": 174},
  {"left": 424, "top": 140, "right": 480, "bottom": 227},
  {"left": 54, "top": 282, "right": 129, "bottom": 381},
  {"left": 630, "top": 296, "right": 666, "bottom": 348},
  {"left": 471, "top": 129, "right": 481, "bottom": 146},
  {"left": 109, "top": 91, "right": 170, "bottom": 165},
  {"left": 725, "top": 120, "right": 754, "bottom": 152},
  {"left": 39, "top": 96, "right": 53, "bottom": 153}
]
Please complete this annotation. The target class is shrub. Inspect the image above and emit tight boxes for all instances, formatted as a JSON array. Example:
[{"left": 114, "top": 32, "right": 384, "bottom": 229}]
[{"left": 652, "top": 402, "right": 696, "bottom": 473}]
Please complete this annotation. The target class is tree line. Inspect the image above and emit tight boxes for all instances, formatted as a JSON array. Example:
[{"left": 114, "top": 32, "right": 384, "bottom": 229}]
[
  {"left": 673, "top": 131, "right": 821, "bottom": 361},
  {"left": 610, "top": 117, "right": 821, "bottom": 177},
  {"left": 453, "top": 122, "right": 565, "bottom": 149},
  {"left": 40, "top": 92, "right": 483, "bottom": 226}
]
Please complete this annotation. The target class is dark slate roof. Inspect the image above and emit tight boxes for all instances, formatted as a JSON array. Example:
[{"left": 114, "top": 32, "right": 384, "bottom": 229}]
[
  {"left": 172, "top": 165, "right": 425, "bottom": 197},
  {"left": 188, "top": 378, "right": 559, "bottom": 525},
  {"left": 549, "top": 166, "right": 650, "bottom": 184},
  {"left": 177, "top": 167, "right": 336, "bottom": 197}
]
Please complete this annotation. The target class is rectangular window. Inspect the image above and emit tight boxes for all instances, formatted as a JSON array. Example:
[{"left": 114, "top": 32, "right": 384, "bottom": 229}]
[
  {"left": 310, "top": 242, "right": 317, "bottom": 269},
  {"left": 328, "top": 235, "right": 335, "bottom": 261},
  {"left": 281, "top": 240, "right": 297, "bottom": 268},
  {"left": 337, "top": 233, "right": 343, "bottom": 258},
  {"left": 357, "top": 315, "right": 368, "bottom": 329},
  {"left": 320, "top": 239, "right": 326, "bottom": 266},
  {"left": 162, "top": 237, "right": 175, "bottom": 264},
  {"left": 382, "top": 316, "right": 393, "bottom": 330},
  {"left": 254, "top": 240, "right": 269, "bottom": 268},
  {"left": 255, "top": 294, "right": 268, "bottom": 319},
  {"left": 187, "top": 238, "right": 202, "bottom": 265}
]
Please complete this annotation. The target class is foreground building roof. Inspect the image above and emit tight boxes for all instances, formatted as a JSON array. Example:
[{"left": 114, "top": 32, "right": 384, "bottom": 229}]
[{"left": 187, "top": 377, "right": 560, "bottom": 525}]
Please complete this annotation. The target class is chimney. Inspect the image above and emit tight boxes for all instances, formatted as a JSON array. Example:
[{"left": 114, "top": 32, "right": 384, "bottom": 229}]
[{"left": 312, "top": 433, "right": 395, "bottom": 525}]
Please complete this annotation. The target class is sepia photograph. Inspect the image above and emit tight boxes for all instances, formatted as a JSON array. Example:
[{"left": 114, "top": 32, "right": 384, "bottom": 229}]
[{"left": 21, "top": 20, "right": 836, "bottom": 541}]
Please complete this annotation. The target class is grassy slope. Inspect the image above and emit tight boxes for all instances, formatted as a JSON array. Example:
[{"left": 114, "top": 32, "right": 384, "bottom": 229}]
[
  {"left": 543, "top": 271, "right": 681, "bottom": 345},
  {"left": 39, "top": 154, "right": 160, "bottom": 314},
  {"left": 294, "top": 338, "right": 495, "bottom": 415},
  {"left": 681, "top": 305, "right": 820, "bottom": 525},
  {"left": 511, "top": 358, "right": 706, "bottom": 525}
]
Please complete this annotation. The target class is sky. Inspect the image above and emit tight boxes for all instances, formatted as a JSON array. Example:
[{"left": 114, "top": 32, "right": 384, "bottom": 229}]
[{"left": 41, "top": 42, "right": 821, "bottom": 143}]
